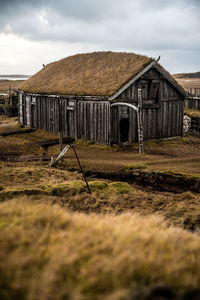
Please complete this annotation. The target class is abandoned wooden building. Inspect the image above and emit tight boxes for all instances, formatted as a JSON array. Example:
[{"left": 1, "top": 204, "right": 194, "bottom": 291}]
[{"left": 18, "top": 51, "right": 186, "bottom": 145}]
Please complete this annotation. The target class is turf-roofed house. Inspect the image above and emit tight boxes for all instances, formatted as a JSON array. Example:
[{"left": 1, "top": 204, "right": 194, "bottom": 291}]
[{"left": 18, "top": 51, "right": 186, "bottom": 146}]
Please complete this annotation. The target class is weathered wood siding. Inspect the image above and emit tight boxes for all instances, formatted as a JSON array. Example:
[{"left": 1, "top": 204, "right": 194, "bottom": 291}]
[
  {"left": 18, "top": 93, "right": 110, "bottom": 144},
  {"left": 18, "top": 66, "right": 185, "bottom": 145},
  {"left": 76, "top": 101, "right": 110, "bottom": 144},
  {"left": 184, "top": 98, "right": 200, "bottom": 110},
  {"left": 112, "top": 67, "right": 184, "bottom": 143}
]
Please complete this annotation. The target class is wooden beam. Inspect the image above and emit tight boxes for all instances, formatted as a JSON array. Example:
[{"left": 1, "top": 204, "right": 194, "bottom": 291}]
[
  {"left": 137, "top": 89, "right": 144, "bottom": 154},
  {"left": 49, "top": 145, "right": 70, "bottom": 167},
  {"left": 111, "top": 102, "right": 138, "bottom": 111}
]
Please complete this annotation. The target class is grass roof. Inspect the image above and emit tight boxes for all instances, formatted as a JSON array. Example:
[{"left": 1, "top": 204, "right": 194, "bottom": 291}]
[{"left": 19, "top": 51, "right": 153, "bottom": 96}]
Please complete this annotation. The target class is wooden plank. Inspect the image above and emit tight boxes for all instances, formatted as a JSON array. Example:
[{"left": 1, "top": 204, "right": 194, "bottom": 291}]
[
  {"left": 148, "top": 109, "right": 152, "bottom": 139},
  {"left": 137, "top": 89, "right": 144, "bottom": 154},
  {"left": 105, "top": 103, "right": 107, "bottom": 144},
  {"left": 74, "top": 100, "right": 78, "bottom": 140},
  {"left": 78, "top": 102, "right": 82, "bottom": 139},
  {"left": 180, "top": 100, "right": 184, "bottom": 136},
  {"left": 151, "top": 109, "right": 156, "bottom": 139},
  {"left": 93, "top": 103, "right": 96, "bottom": 142},
  {"left": 50, "top": 98, "right": 52, "bottom": 132},
  {"left": 86, "top": 102, "right": 90, "bottom": 140},
  {"left": 83, "top": 102, "right": 87, "bottom": 140},
  {"left": 47, "top": 98, "right": 50, "bottom": 131},
  {"left": 172, "top": 101, "right": 177, "bottom": 136},
  {"left": 18, "top": 92, "right": 23, "bottom": 124},
  {"left": 91, "top": 102, "right": 94, "bottom": 141},
  {"left": 97, "top": 104, "right": 101, "bottom": 143},
  {"left": 102, "top": 102, "right": 105, "bottom": 143},
  {"left": 38, "top": 97, "right": 41, "bottom": 129},
  {"left": 168, "top": 101, "right": 172, "bottom": 137},
  {"left": 117, "top": 106, "right": 119, "bottom": 144},
  {"left": 0, "top": 128, "right": 35, "bottom": 137},
  {"left": 107, "top": 103, "right": 111, "bottom": 145},
  {"left": 50, "top": 145, "right": 71, "bottom": 167},
  {"left": 162, "top": 102, "right": 167, "bottom": 137},
  {"left": 26, "top": 95, "right": 31, "bottom": 127}
]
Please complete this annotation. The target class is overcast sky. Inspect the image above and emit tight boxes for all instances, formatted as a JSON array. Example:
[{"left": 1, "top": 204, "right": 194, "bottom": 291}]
[{"left": 0, "top": 0, "right": 199, "bottom": 75}]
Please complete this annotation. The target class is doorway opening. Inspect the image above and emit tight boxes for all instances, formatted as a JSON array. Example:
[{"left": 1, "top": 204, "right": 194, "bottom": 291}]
[{"left": 120, "top": 118, "right": 129, "bottom": 142}]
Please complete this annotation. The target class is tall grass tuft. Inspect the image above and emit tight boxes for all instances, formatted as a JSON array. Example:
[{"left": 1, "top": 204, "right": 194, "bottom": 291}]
[{"left": 1, "top": 199, "right": 200, "bottom": 299}]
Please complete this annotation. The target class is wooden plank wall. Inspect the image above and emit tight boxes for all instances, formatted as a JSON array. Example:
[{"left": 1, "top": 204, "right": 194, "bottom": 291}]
[
  {"left": 159, "top": 100, "right": 183, "bottom": 138},
  {"left": 184, "top": 98, "right": 200, "bottom": 110},
  {"left": 19, "top": 93, "right": 110, "bottom": 144},
  {"left": 77, "top": 101, "right": 110, "bottom": 144},
  {"left": 188, "top": 88, "right": 200, "bottom": 97},
  {"left": 111, "top": 99, "right": 183, "bottom": 144},
  {"left": 112, "top": 76, "right": 184, "bottom": 142}
]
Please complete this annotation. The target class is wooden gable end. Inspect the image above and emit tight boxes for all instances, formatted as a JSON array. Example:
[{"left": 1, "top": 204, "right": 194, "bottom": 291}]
[{"left": 112, "top": 65, "right": 185, "bottom": 104}]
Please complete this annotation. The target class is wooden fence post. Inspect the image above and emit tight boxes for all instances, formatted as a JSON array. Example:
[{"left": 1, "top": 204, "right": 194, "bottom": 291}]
[
  {"left": 137, "top": 88, "right": 144, "bottom": 154},
  {"left": 58, "top": 100, "right": 63, "bottom": 154}
]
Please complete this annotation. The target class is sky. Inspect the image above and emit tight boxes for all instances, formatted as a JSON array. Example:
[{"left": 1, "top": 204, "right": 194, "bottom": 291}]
[{"left": 0, "top": 0, "right": 200, "bottom": 75}]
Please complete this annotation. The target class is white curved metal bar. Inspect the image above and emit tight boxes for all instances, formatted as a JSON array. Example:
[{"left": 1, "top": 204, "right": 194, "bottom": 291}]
[{"left": 110, "top": 102, "right": 138, "bottom": 112}]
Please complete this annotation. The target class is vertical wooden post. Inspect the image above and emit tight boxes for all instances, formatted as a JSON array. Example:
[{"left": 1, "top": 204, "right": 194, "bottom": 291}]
[
  {"left": 9, "top": 86, "right": 11, "bottom": 97},
  {"left": 9, "top": 86, "right": 12, "bottom": 106},
  {"left": 137, "top": 88, "right": 144, "bottom": 154},
  {"left": 108, "top": 103, "right": 112, "bottom": 146},
  {"left": 59, "top": 132, "right": 63, "bottom": 152},
  {"left": 58, "top": 100, "right": 63, "bottom": 154}
]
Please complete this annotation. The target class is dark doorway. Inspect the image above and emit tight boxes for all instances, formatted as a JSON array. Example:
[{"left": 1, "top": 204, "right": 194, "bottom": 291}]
[{"left": 120, "top": 118, "right": 129, "bottom": 142}]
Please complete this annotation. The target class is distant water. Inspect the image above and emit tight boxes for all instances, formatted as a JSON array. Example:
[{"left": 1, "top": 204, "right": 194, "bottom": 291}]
[{"left": 0, "top": 76, "right": 29, "bottom": 81}]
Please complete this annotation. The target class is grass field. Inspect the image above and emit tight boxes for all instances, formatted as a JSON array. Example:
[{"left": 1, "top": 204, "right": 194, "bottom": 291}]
[
  {"left": 0, "top": 80, "right": 24, "bottom": 93},
  {"left": 176, "top": 78, "right": 200, "bottom": 90},
  {"left": 1, "top": 117, "right": 200, "bottom": 299}
]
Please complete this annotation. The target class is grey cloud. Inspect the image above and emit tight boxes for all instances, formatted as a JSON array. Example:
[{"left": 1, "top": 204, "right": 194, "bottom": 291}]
[{"left": 0, "top": 0, "right": 200, "bottom": 69}]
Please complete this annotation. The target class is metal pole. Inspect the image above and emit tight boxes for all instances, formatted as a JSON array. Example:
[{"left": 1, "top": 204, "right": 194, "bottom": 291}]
[
  {"left": 137, "top": 88, "right": 144, "bottom": 154},
  {"left": 71, "top": 144, "right": 91, "bottom": 194}
]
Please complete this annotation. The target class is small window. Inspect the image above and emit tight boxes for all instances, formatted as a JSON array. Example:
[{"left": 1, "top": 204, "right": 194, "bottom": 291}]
[
  {"left": 140, "top": 80, "right": 148, "bottom": 100},
  {"left": 149, "top": 80, "right": 160, "bottom": 101}
]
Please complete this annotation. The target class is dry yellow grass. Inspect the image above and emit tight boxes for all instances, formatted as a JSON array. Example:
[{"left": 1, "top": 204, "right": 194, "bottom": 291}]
[
  {"left": 184, "top": 108, "right": 200, "bottom": 118},
  {"left": 18, "top": 52, "right": 153, "bottom": 96},
  {"left": 0, "top": 80, "right": 25, "bottom": 93},
  {"left": 176, "top": 78, "right": 200, "bottom": 90},
  {"left": 1, "top": 199, "right": 200, "bottom": 300}
]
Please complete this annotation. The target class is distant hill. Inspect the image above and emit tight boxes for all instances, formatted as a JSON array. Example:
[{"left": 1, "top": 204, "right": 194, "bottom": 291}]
[
  {"left": 174, "top": 71, "right": 200, "bottom": 79},
  {"left": 0, "top": 74, "right": 30, "bottom": 78}
]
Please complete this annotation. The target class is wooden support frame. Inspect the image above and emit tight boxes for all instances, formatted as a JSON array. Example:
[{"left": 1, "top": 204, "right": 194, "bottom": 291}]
[{"left": 49, "top": 144, "right": 91, "bottom": 194}]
